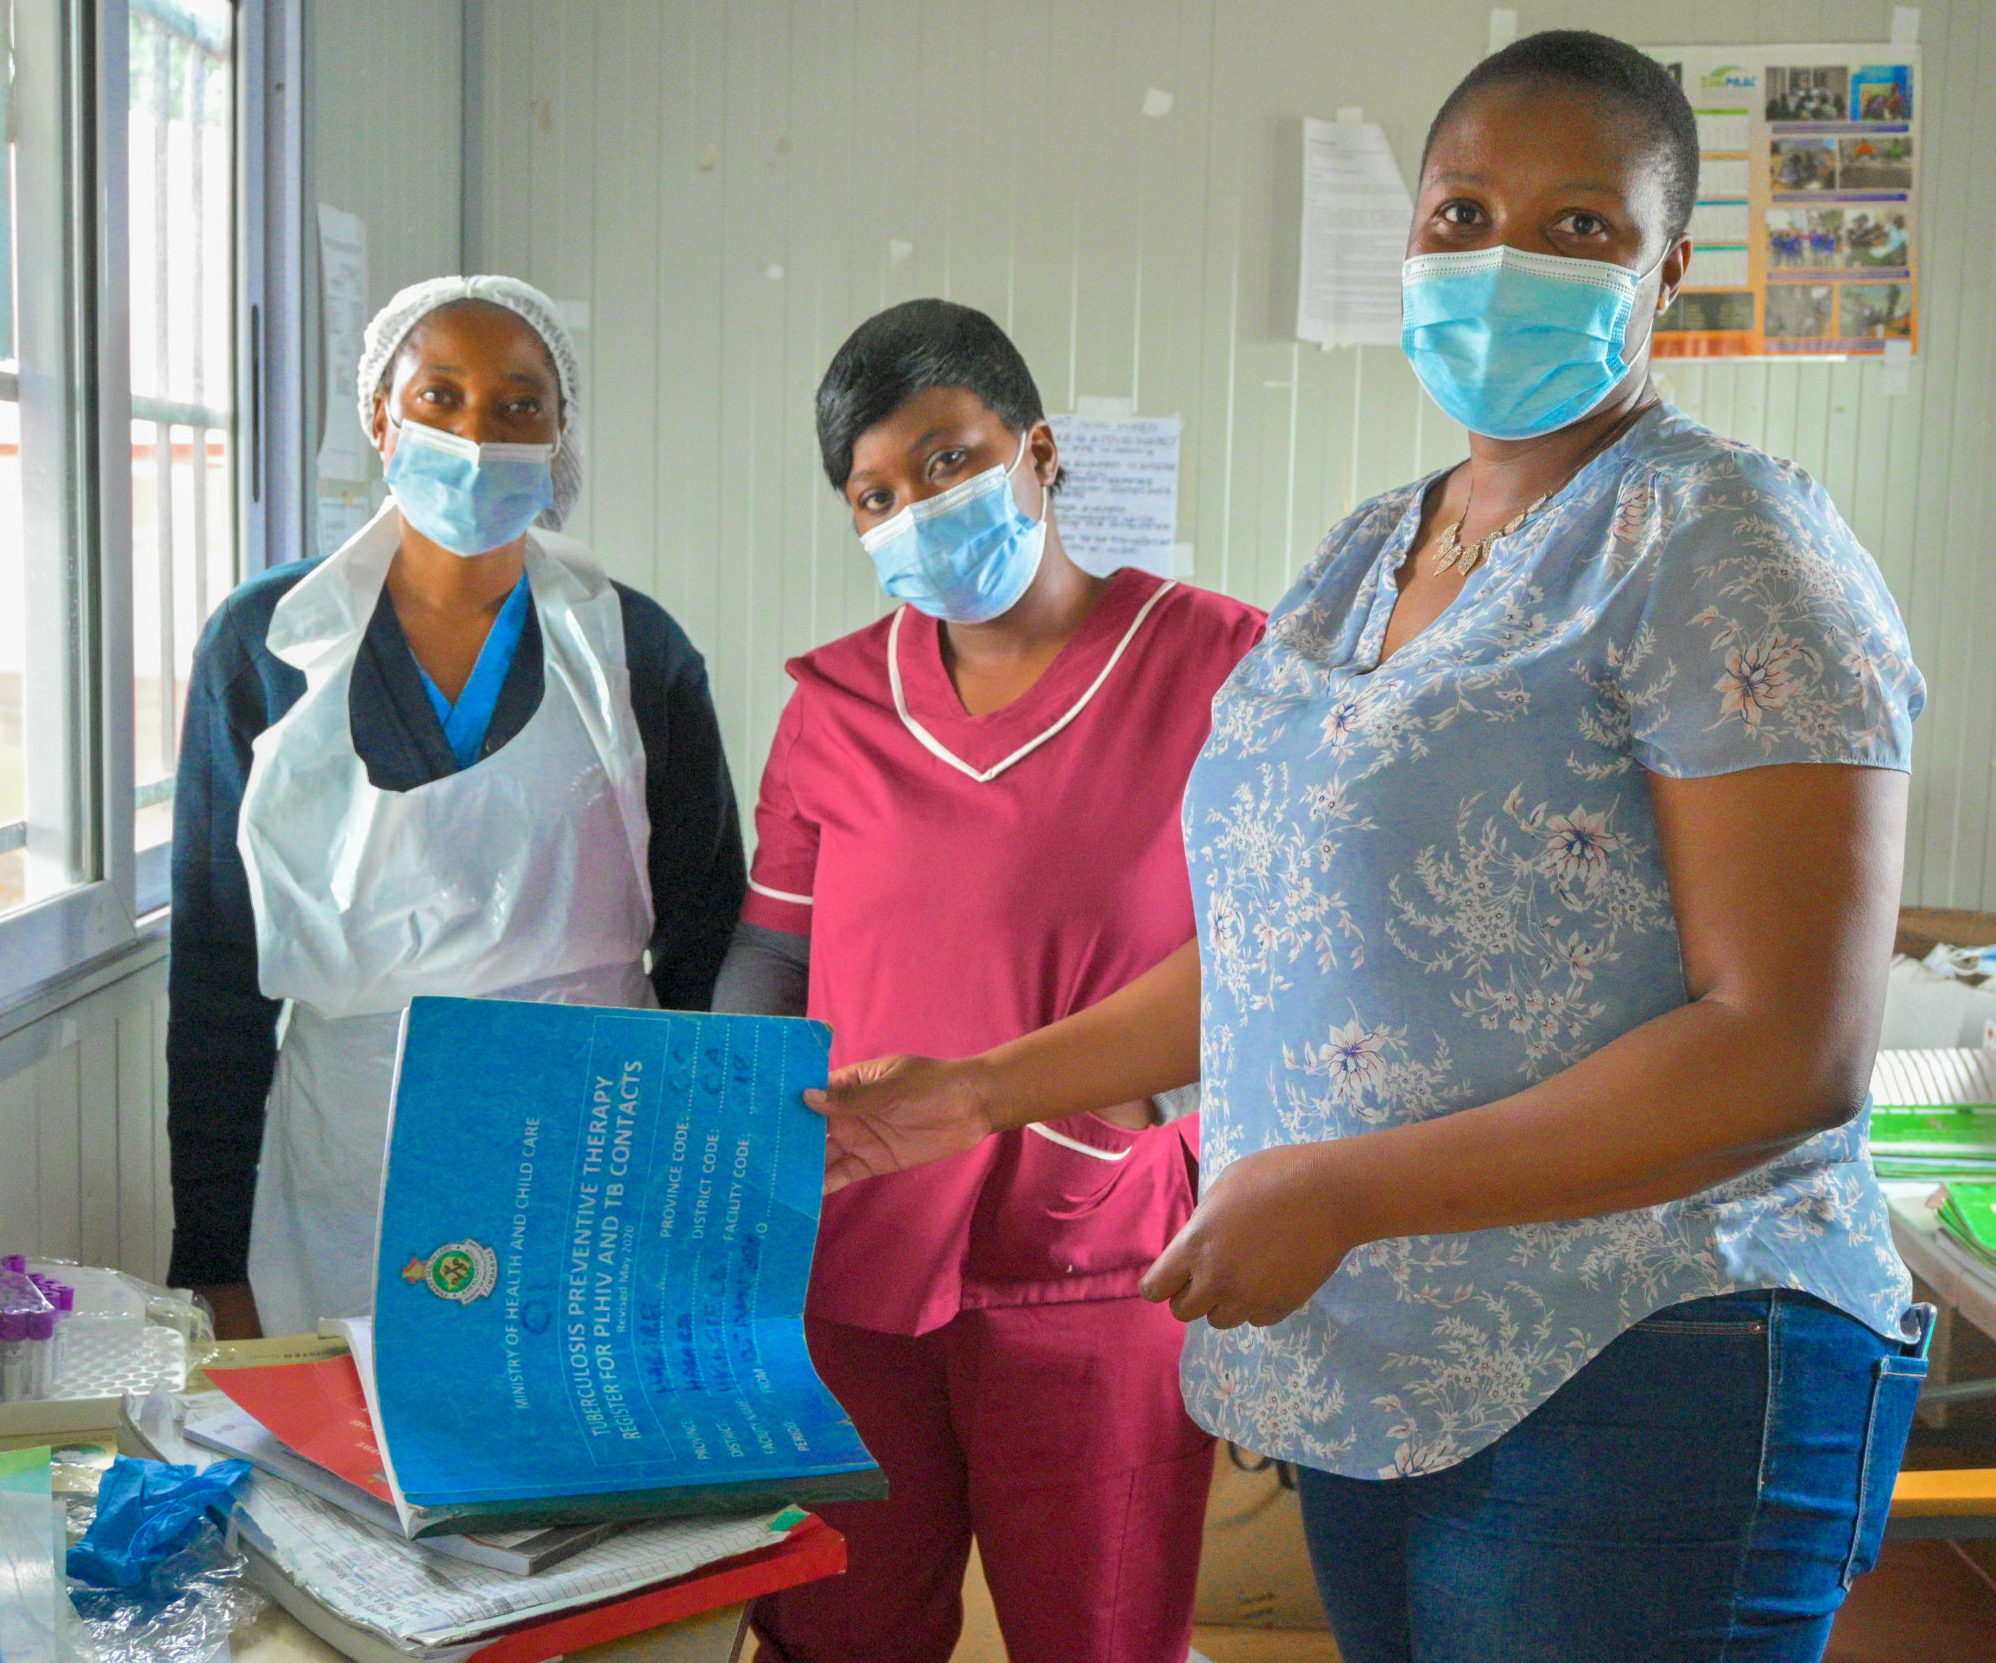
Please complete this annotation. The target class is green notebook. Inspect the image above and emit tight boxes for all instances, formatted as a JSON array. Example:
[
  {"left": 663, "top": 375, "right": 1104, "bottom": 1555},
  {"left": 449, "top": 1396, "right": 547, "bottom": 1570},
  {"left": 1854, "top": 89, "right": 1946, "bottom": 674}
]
[
  {"left": 1869, "top": 1105, "right": 1996, "bottom": 1180},
  {"left": 1938, "top": 1182, "right": 1996, "bottom": 1271}
]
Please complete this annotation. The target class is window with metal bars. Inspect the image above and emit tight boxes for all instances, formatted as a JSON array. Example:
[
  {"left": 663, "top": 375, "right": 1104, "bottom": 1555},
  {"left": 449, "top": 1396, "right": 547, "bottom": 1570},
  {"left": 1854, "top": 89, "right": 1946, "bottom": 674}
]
[
  {"left": 128, "top": 0, "right": 235, "bottom": 868},
  {"left": 0, "top": 0, "right": 302, "bottom": 1007},
  {"left": 0, "top": 0, "right": 92, "bottom": 929}
]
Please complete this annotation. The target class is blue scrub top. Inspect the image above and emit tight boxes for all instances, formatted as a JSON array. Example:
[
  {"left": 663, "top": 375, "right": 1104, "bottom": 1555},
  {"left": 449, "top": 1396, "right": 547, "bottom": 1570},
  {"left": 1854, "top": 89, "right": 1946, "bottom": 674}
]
[{"left": 414, "top": 573, "right": 533, "bottom": 769}]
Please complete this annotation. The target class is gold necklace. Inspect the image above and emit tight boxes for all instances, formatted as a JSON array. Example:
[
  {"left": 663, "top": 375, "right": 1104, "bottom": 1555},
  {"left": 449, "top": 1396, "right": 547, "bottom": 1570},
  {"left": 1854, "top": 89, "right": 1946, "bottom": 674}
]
[
  {"left": 1433, "top": 492, "right": 1548, "bottom": 576},
  {"left": 1431, "top": 397, "right": 1659, "bottom": 577}
]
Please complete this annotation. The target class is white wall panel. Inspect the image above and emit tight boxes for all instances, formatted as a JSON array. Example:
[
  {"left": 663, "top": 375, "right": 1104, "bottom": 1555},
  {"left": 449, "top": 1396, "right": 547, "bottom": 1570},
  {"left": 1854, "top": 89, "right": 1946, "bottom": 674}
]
[
  {"left": 303, "top": 0, "right": 464, "bottom": 508},
  {"left": 307, "top": 0, "right": 463, "bottom": 300},
  {"left": 463, "top": 0, "right": 1996, "bottom": 908},
  {"left": 0, "top": 961, "right": 170, "bottom": 1280}
]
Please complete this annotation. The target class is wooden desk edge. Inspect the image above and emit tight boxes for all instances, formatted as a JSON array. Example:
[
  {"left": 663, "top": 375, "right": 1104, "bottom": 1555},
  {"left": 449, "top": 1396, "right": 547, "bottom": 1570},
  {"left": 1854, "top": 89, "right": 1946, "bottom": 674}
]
[{"left": 1891, "top": 1469, "right": 1996, "bottom": 1516}]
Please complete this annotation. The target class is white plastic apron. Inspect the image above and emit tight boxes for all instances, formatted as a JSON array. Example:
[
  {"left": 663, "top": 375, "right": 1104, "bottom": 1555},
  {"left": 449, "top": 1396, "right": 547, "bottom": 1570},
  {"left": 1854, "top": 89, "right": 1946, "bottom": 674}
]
[{"left": 237, "top": 506, "right": 655, "bottom": 1336}]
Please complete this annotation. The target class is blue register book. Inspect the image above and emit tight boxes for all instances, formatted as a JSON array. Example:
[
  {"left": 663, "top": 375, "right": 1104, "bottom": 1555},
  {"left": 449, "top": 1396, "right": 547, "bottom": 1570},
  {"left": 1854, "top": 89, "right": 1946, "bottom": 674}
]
[{"left": 360, "top": 996, "right": 884, "bottom": 1537}]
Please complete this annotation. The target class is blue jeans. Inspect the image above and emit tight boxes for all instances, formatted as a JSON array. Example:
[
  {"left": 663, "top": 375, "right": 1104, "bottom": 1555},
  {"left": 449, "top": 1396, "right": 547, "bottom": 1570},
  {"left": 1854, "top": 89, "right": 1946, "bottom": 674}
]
[{"left": 1296, "top": 1290, "right": 1931, "bottom": 1663}]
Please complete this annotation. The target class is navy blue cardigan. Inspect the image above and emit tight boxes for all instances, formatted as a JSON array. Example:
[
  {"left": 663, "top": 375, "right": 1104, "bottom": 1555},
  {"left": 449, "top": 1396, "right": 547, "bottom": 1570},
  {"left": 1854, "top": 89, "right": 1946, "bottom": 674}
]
[{"left": 165, "top": 560, "right": 746, "bottom": 1286}]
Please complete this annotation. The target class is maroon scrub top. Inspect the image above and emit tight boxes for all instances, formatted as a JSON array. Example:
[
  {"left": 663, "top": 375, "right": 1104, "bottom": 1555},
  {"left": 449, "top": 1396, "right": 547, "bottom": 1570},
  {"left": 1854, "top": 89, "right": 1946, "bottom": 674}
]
[{"left": 743, "top": 568, "right": 1265, "bottom": 1334}]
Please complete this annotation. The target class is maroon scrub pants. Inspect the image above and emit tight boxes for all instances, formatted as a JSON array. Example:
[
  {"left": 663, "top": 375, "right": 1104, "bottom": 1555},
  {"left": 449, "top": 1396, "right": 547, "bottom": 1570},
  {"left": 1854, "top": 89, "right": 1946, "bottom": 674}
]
[{"left": 751, "top": 1297, "right": 1214, "bottom": 1663}]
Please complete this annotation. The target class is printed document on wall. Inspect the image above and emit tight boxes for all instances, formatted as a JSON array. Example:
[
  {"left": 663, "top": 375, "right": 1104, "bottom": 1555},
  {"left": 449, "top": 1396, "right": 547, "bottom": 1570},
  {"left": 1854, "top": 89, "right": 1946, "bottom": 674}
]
[
  {"left": 316, "top": 204, "right": 372, "bottom": 481},
  {"left": 1646, "top": 44, "right": 1919, "bottom": 360},
  {"left": 1295, "top": 118, "right": 1413, "bottom": 347},
  {"left": 1047, "top": 415, "right": 1181, "bottom": 580}
]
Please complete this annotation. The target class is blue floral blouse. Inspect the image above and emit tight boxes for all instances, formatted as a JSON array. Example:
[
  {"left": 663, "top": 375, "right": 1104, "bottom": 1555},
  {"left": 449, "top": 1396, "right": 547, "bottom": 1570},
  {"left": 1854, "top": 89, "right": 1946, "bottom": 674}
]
[{"left": 1179, "top": 406, "right": 1925, "bottom": 1479}]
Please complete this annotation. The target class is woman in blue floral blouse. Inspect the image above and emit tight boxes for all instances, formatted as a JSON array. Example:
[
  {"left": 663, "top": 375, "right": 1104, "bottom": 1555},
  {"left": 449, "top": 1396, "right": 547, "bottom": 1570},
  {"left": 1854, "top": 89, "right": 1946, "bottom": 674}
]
[{"left": 808, "top": 31, "right": 1929, "bottom": 1663}]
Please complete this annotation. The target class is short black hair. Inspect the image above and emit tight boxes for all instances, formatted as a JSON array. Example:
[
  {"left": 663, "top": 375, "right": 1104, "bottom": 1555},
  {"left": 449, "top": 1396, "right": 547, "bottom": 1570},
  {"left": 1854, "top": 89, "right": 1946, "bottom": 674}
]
[
  {"left": 815, "top": 299, "right": 1049, "bottom": 492},
  {"left": 1422, "top": 30, "right": 1700, "bottom": 243}
]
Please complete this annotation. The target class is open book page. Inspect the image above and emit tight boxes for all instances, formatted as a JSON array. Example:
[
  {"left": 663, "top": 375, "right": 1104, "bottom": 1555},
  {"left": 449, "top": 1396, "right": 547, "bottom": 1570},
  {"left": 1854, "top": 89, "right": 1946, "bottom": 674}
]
[
  {"left": 325, "top": 1315, "right": 413, "bottom": 1528},
  {"left": 371, "top": 1002, "right": 877, "bottom": 1511}
]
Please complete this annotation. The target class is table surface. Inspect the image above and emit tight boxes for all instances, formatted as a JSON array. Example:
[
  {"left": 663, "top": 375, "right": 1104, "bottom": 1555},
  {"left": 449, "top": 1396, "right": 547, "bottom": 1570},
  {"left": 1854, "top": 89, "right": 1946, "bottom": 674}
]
[
  {"left": 1895, "top": 907, "right": 1996, "bottom": 960},
  {"left": 232, "top": 1604, "right": 348, "bottom": 1662}
]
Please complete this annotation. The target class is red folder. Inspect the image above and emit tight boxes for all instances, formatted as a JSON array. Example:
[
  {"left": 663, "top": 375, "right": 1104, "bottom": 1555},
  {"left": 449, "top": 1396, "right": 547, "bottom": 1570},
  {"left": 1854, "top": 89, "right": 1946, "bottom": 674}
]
[
  {"left": 466, "top": 1515, "right": 846, "bottom": 1662},
  {"left": 205, "top": 1354, "right": 392, "bottom": 1502}
]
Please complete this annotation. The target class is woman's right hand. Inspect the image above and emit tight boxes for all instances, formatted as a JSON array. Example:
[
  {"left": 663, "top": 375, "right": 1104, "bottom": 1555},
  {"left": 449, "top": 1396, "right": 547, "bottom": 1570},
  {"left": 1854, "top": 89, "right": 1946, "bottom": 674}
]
[{"left": 806, "top": 1055, "right": 1000, "bottom": 1191}]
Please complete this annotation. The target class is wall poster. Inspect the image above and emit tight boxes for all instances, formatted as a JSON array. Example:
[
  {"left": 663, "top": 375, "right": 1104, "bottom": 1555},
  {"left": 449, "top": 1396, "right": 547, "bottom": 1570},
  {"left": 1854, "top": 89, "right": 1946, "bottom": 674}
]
[
  {"left": 1047, "top": 413, "right": 1183, "bottom": 581},
  {"left": 1647, "top": 45, "right": 1918, "bottom": 359}
]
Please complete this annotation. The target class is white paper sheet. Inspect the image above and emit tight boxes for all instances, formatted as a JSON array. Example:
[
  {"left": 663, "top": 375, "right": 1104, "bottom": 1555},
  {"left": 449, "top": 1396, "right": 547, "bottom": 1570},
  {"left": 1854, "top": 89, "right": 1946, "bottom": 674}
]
[
  {"left": 1046, "top": 415, "right": 1182, "bottom": 579},
  {"left": 1694, "top": 111, "right": 1751, "bottom": 152},
  {"left": 316, "top": 482, "right": 376, "bottom": 560},
  {"left": 316, "top": 204, "right": 372, "bottom": 482},
  {"left": 1696, "top": 156, "right": 1752, "bottom": 197},
  {"left": 1689, "top": 248, "right": 1752, "bottom": 287},
  {"left": 1295, "top": 118, "right": 1413, "bottom": 348},
  {"left": 1688, "top": 202, "right": 1751, "bottom": 242}
]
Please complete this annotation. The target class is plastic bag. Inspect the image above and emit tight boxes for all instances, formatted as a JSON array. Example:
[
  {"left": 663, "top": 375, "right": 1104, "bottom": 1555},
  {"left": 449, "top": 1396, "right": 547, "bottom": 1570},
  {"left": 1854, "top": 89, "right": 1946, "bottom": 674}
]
[
  {"left": 59, "top": 1456, "right": 263, "bottom": 1663},
  {"left": 67, "top": 1457, "right": 252, "bottom": 1594},
  {"left": 1923, "top": 941, "right": 1996, "bottom": 982},
  {"left": 64, "top": 1526, "right": 264, "bottom": 1663},
  {"left": 1880, "top": 954, "right": 1996, "bottom": 1050},
  {"left": 0, "top": 1447, "right": 60, "bottom": 1663}
]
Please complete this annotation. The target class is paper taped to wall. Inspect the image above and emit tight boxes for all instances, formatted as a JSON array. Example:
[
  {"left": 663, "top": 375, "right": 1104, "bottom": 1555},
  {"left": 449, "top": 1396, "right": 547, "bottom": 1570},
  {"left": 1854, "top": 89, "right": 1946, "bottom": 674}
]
[
  {"left": 316, "top": 482, "right": 377, "bottom": 562},
  {"left": 1047, "top": 414, "right": 1181, "bottom": 580},
  {"left": 315, "top": 204, "right": 371, "bottom": 482},
  {"left": 1295, "top": 118, "right": 1412, "bottom": 348}
]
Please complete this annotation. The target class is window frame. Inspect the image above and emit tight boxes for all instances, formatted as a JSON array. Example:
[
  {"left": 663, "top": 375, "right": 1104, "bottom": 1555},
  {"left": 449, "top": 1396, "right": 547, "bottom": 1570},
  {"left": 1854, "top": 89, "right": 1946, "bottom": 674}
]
[{"left": 0, "top": 0, "right": 306, "bottom": 1025}]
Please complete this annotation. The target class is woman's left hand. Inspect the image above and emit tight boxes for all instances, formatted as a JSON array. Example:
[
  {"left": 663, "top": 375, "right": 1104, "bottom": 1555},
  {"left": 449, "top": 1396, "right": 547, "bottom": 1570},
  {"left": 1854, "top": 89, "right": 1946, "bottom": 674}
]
[{"left": 1138, "top": 1142, "right": 1358, "bottom": 1328}]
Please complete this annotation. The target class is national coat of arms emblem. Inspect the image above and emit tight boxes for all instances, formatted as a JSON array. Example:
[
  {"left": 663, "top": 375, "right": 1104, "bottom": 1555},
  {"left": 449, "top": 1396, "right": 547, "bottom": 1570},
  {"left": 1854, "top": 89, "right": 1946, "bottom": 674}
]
[{"left": 401, "top": 1239, "right": 499, "bottom": 1305}]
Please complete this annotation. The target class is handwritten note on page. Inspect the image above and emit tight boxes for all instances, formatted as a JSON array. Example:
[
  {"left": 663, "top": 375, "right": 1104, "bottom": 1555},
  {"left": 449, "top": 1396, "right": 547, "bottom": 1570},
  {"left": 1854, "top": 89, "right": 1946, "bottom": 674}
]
[{"left": 1046, "top": 414, "right": 1183, "bottom": 580}]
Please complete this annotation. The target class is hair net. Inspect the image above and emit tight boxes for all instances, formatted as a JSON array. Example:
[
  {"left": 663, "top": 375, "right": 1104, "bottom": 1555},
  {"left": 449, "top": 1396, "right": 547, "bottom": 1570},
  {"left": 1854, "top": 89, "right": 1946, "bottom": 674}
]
[{"left": 356, "top": 274, "right": 584, "bottom": 529}]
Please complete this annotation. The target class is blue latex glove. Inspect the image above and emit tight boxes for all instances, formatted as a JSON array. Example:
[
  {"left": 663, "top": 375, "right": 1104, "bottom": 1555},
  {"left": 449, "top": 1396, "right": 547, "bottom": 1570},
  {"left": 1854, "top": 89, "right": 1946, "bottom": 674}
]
[{"left": 67, "top": 1456, "right": 254, "bottom": 1592}]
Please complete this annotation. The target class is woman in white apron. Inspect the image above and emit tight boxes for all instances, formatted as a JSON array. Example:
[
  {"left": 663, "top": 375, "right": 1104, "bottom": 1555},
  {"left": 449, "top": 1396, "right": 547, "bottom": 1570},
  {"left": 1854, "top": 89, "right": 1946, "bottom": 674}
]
[{"left": 166, "top": 277, "right": 745, "bottom": 1338}]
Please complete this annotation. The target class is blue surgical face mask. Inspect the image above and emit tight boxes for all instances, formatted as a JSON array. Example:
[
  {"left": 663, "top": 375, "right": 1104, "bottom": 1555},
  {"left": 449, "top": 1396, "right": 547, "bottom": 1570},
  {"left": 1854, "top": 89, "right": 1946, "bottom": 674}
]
[
  {"left": 384, "top": 414, "right": 557, "bottom": 556},
  {"left": 859, "top": 433, "right": 1048, "bottom": 623},
  {"left": 1400, "top": 246, "right": 1660, "bottom": 440}
]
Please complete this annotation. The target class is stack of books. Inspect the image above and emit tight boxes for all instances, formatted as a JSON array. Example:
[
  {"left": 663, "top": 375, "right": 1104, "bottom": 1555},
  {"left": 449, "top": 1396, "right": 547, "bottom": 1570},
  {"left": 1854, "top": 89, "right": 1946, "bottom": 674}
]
[
  {"left": 1937, "top": 1183, "right": 1996, "bottom": 1273},
  {"left": 1869, "top": 1049, "right": 1996, "bottom": 1180},
  {"left": 1868, "top": 1104, "right": 1996, "bottom": 1180},
  {"left": 131, "top": 999, "right": 884, "bottom": 1662},
  {"left": 130, "top": 1383, "right": 842, "bottom": 1663}
]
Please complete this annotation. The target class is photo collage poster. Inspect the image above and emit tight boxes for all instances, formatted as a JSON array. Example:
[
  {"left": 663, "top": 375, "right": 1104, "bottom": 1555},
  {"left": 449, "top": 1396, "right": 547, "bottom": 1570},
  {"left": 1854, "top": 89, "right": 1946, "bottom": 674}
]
[{"left": 1647, "top": 45, "right": 1919, "bottom": 359}]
